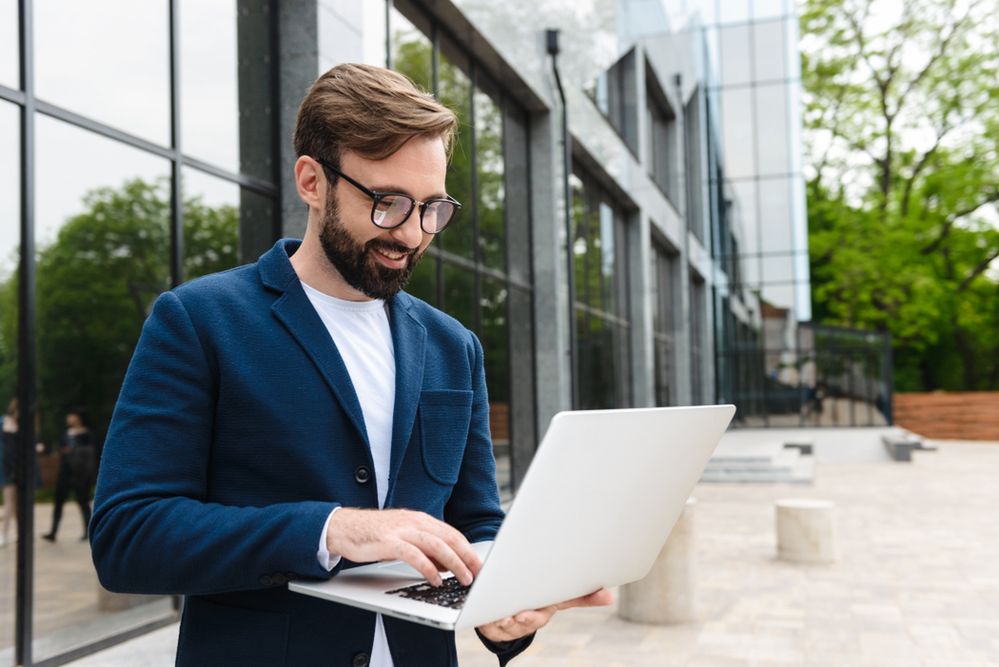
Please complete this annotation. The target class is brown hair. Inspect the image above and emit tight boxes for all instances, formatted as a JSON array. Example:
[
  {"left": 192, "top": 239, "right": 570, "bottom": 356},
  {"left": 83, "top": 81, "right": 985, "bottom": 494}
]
[{"left": 293, "top": 63, "right": 458, "bottom": 171}]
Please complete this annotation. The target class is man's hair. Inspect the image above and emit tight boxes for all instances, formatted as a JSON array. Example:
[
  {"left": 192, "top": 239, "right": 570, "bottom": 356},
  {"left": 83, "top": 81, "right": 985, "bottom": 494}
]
[{"left": 293, "top": 63, "right": 457, "bottom": 170}]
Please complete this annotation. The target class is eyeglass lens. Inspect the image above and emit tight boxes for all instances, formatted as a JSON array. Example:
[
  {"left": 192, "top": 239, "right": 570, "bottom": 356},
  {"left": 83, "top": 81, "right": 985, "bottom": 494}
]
[{"left": 373, "top": 195, "right": 457, "bottom": 233}]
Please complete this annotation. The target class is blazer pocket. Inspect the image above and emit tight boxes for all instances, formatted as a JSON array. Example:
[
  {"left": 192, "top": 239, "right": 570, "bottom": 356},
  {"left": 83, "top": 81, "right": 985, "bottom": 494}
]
[
  {"left": 177, "top": 596, "right": 289, "bottom": 667},
  {"left": 419, "top": 389, "right": 473, "bottom": 486}
]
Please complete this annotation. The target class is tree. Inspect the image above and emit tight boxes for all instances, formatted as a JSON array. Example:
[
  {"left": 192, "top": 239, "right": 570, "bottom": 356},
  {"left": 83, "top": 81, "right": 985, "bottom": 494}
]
[
  {"left": 0, "top": 178, "right": 238, "bottom": 444},
  {"left": 801, "top": 0, "right": 999, "bottom": 390}
]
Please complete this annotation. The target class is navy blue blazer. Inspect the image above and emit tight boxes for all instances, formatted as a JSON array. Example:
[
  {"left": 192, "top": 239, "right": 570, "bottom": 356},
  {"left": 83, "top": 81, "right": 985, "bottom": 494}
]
[{"left": 91, "top": 239, "right": 507, "bottom": 666}]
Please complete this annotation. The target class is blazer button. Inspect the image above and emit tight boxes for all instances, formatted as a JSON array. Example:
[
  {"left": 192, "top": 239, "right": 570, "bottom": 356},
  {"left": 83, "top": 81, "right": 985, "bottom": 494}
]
[
  {"left": 352, "top": 652, "right": 370, "bottom": 667},
  {"left": 354, "top": 465, "right": 371, "bottom": 485},
  {"left": 271, "top": 573, "right": 287, "bottom": 585},
  {"left": 259, "top": 575, "right": 273, "bottom": 586}
]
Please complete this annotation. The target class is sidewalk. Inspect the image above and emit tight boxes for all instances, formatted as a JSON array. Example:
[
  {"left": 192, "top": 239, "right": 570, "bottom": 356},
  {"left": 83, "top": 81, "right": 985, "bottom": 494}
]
[{"left": 61, "top": 439, "right": 999, "bottom": 666}]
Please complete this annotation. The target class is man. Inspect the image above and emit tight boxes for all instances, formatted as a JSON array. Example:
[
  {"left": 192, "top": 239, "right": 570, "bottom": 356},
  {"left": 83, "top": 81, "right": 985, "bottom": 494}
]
[{"left": 90, "top": 63, "right": 610, "bottom": 666}]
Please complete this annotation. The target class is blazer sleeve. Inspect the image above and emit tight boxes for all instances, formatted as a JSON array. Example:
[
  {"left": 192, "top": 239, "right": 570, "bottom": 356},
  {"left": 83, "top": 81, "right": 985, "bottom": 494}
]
[{"left": 90, "top": 291, "right": 337, "bottom": 596}]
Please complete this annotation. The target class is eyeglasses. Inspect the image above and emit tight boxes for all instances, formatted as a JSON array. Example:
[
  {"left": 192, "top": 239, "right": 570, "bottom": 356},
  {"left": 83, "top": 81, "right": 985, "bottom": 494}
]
[{"left": 315, "top": 158, "right": 461, "bottom": 234}]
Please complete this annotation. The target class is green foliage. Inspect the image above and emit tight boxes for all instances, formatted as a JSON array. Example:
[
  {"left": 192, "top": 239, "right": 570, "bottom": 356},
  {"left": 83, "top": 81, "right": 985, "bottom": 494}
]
[
  {"left": 801, "top": 0, "right": 999, "bottom": 390},
  {"left": 0, "top": 178, "right": 238, "bottom": 443}
]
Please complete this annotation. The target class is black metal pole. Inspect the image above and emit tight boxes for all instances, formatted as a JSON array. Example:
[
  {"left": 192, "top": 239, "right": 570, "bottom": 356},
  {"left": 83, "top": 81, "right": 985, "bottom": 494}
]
[
  {"left": 546, "top": 29, "right": 578, "bottom": 408},
  {"left": 16, "top": 0, "right": 37, "bottom": 663}
]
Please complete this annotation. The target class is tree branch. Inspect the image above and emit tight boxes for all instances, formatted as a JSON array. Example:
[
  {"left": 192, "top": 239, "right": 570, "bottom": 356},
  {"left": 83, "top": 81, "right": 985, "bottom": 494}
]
[{"left": 958, "top": 248, "right": 999, "bottom": 291}]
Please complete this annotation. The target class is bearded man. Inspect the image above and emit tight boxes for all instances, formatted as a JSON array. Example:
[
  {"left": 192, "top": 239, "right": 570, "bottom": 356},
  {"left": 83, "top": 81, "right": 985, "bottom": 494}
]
[{"left": 90, "top": 63, "right": 609, "bottom": 667}]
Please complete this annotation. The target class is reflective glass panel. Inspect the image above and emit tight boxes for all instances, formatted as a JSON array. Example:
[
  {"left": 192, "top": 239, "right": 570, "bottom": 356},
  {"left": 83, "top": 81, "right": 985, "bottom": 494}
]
[
  {"left": 719, "top": 23, "right": 751, "bottom": 86},
  {"left": 480, "top": 277, "right": 509, "bottom": 496},
  {"left": 475, "top": 85, "right": 505, "bottom": 271},
  {"left": 180, "top": 0, "right": 239, "bottom": 175},
  {"left": 0, "top": 0, "right": 17, "bottom": 89},
  {"left": 758, "top": 176, "right": 794, "bottom": 254},
  {"left": 181, "top": 167, "right": 241, "bottom": 281},
  {"left": 753, "top": 19, "right": 787, "bottom": 82},
  {"left": 442, "top": 262, "right": 474, "bottom": 330},
  {"left": 754, "top": 84, "right": 790, "bottom": 177},
  {"left": 716, "top": 0, "right": 750, "bottom": 25},
  {"left": 720, "top": 87, "right": 754, "bottom": 179},
  {"left": 33, "top": 115, "right": 175, "bottom": 661},
  {"left": 35, "top": 1, "right": 170, "bottom": 146},
  {"left": 389, "top": 6, "right": 432, "bottom": 91},
  {"left": 438, "top": 41, "right": 473, "bottom": 261},
  {"left": 0, "top": 101, "right": 20, "bottom": 667}
]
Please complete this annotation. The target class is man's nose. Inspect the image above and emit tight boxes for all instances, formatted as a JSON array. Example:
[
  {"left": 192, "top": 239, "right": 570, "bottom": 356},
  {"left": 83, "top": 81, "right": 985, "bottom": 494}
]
[{"left": 389, "top": 205, "right": 427, "bottom": 249}]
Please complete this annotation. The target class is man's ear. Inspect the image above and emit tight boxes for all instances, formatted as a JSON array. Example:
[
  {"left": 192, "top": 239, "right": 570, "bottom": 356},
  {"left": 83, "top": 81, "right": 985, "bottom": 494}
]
[{"left": 294, "top": 156, "right": 326, "bottom": 211}]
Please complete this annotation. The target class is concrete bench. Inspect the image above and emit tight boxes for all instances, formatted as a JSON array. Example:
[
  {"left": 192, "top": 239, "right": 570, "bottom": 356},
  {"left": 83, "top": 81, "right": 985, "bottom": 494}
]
[
  {"left": 775, "top": 498, "right": 836, "bottom": 564},
  {"left": 618, "top": 497, "right": 696, "bottom": 624},
  {"left": 881, "top": 434, "right": 925, "bottom": 461}
]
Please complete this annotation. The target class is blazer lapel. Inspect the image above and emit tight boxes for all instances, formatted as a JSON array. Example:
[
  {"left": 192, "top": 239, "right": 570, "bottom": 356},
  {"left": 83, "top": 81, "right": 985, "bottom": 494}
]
[
  {"left": 260, "top": 240, "right": 369, "bottom": 448},
  {"left": 386, "top": 293, "right": 426, "bottom": 502}
]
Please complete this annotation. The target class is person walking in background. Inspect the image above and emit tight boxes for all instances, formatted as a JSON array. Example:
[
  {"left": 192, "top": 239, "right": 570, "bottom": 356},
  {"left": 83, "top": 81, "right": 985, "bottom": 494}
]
[
  {"left": 42, "top": 408, "right": 95, "bottom": 542},
  {"left": 1, "top": 398, "right": 18, "bottom": 547}
]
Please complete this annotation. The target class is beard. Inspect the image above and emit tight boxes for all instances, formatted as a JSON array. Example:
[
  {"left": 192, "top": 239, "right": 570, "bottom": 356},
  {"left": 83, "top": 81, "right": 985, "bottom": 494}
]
[{"left": 318, "top": 194, "right": 424, "bottom": 300}]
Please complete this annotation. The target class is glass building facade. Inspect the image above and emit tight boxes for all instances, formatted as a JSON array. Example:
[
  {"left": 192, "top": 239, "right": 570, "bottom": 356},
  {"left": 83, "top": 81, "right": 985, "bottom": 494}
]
[{"left": 0, "top": 0, "right": 892, "bottom": 663}]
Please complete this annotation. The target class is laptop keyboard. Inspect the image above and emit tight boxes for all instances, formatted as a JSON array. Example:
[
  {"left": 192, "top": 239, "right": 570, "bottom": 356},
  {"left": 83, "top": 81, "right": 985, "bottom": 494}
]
[{"left": 386, "top": 576, "right": 470, "bottom": 609}]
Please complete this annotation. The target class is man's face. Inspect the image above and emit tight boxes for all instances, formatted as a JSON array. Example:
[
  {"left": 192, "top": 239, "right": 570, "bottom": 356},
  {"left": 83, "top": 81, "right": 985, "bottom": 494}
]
[{"left": 318, "top": 137, "right": 447, "bottom": 300}]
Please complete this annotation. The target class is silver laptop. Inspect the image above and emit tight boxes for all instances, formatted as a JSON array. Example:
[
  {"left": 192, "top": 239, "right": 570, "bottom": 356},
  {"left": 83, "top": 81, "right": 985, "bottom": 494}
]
[{"left": 289, "top": 404, "right": 735, "bottom": 630}]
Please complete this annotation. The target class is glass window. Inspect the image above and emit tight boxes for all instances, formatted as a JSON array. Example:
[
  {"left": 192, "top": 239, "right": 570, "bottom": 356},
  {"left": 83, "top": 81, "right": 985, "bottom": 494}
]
[
  {"left": 758, "top": 176, "right": 794, "bottom": 254},
  {"left": 720, "top": 86, "right": 755, "bottom": 179},
  {"left": 719, "top": 23, "right": 751, "bottom": 87},
  {"left": 475, "top": 84, "right": 505, "bottom": 271},
  {"left": 480, "top": 277, "right": 509, "bottom": 495},
  {"left": 438, "top": 39, "right": 473, "bottom": 262},
  {"left": 0, "top": 102, "right": 19, "bottom": 666},
  {"left": 689, "top": 274, "right": 707, "bottom": 404},
  {"left": 754, "top": 84, "right": 790, "bottom": 177},
  {"left": 32, "top": 115, "right": 175, "bottom": 662},
  {"left": 180, "top": 1, "right": 239, "bottom": 174},
  {"left": 571, "top": 171, "right": 630, "bottom": 410},
  {"left": 442, "top": 263, "right": 474, "bottom": 329},
  {"left": 586, "top": 49, "right": 639, "bottom": 154},
  {"left": 35, "top": 1, "right": 171, "bottom": 146},
  {"left": 181, "top": 167, "right": 241, "bottom": 281},
  {"left": 646, "top": 78, "right": 677, "bottom": 202},
  {"left": 753, "top": 0, "right": 788, "bottom": 21},
  {"left": 716, "top": 0, "right": 750, "bottom": 25},
  {"left": 731, "top": 178, "right": 759, "bottom": 267},
  {"left": 389, "top": 6, "right": 432, "bottom": 91},
  {"left": 753, "top": 19, "right": 787, "bottom": 82},
  {"left": 0, "top": 0, "right": 17, "bottom": 89},
  {"left": 651, "top": 243, "right": 677, "bottom": 406},
  {"left": 684, "top": 92, "right": 704, "bottom": 242}
]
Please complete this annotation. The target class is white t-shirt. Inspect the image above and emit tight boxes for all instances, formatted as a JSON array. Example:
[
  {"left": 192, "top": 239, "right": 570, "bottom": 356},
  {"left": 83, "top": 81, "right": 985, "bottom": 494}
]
[{"left": 302, "top": 282, "right": 396, "bottom": 667}]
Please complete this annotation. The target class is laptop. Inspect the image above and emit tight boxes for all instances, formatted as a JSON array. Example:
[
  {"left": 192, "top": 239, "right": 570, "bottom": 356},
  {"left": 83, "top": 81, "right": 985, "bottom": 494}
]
[{"left": 289, "top": 404, "right": 735, "bottom": 630}]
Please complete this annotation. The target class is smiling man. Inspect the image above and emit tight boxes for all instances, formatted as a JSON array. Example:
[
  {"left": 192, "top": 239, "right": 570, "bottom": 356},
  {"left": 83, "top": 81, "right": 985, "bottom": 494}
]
[{"left": 90, "top": 63, "right": 610, "bottom": 667}]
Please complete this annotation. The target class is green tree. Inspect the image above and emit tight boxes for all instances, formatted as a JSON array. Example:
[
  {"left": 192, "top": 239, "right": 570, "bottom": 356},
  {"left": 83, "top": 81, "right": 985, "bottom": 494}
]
[
  {"left": 0, "top": 178, "right": 238, "bottom": 443},
  {"left": 801, "top": 0, "right": 999, "bottom": 390}
]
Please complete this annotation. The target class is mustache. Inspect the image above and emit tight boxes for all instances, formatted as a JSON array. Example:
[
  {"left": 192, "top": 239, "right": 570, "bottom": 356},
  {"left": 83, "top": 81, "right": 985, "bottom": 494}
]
[{"left": 367, "top": 240, "right": 418, "bottom": 256}]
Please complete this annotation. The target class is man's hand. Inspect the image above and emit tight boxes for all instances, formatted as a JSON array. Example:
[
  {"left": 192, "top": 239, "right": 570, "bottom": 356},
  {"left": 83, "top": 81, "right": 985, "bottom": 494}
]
[
  {"left": 326, "top": 508, "right": 481, "bottom": 587},
  {"left": 477, "top": 588, "right": 615, "bottom": 643}
]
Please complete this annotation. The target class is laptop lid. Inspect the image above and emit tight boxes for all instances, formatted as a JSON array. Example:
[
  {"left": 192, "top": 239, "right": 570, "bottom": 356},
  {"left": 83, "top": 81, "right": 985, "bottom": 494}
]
[{"left": 456, "top": 404, "right": 734, "bottom": 628}]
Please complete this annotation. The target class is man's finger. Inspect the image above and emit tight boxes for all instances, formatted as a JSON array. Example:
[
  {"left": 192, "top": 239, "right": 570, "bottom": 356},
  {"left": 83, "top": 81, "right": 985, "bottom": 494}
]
[
  {"left": 394, "top": 541, "right": 443, "bottom": 586},
  {"left": 406, "top": 531, "right": 473, "bottom": 586},
  {"left": 420, "top": 516, "right": 483, "bottom": 577}
]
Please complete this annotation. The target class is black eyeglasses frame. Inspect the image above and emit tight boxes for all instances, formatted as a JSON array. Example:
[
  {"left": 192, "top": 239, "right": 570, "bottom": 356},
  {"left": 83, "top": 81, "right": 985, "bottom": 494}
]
[{"left": 315, "top": 157, "right": 461, "bottom": 234}]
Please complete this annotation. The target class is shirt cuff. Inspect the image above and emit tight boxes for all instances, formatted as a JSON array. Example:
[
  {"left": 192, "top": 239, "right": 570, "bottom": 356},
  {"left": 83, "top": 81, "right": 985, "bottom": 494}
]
[{"left": 316, "top": 506, "right": 343, "bottom": 571}]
